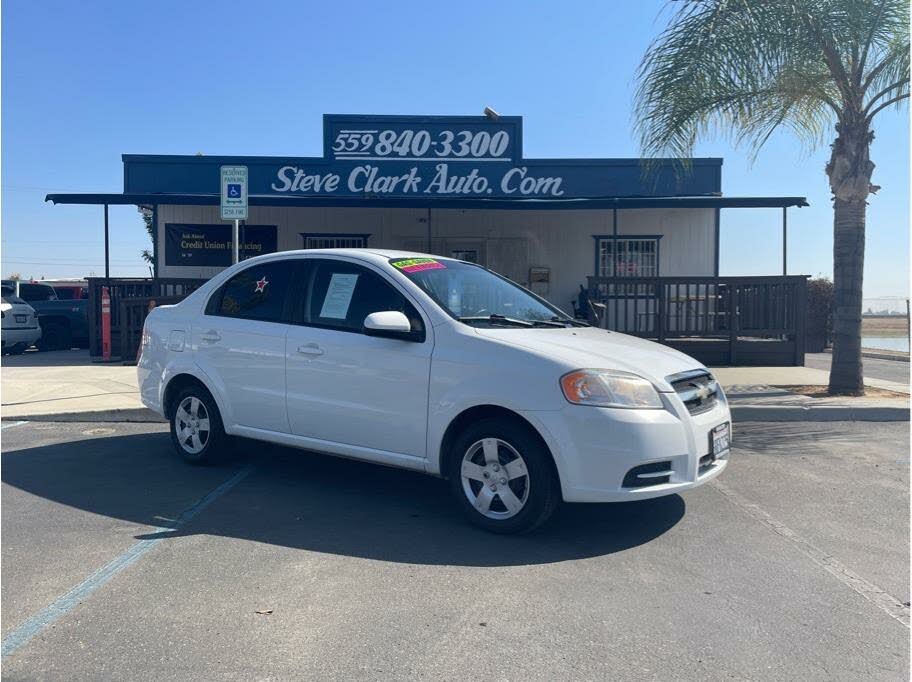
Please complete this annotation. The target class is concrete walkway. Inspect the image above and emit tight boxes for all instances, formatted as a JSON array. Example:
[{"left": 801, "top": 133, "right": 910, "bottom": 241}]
[
  {"left": 1, "top": 349, "right": 908, "bottom": 423},
  {"left": 1, "top": 350, "right": 152, "bottom": 422}
]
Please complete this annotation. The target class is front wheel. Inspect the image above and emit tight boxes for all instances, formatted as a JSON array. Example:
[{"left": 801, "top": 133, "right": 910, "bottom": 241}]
[
  {"left": 169, "top": 386, "right": 228, "bottom": 464},
  {"left": 448, "top": 417, "right": 560, "bottom": 534}
]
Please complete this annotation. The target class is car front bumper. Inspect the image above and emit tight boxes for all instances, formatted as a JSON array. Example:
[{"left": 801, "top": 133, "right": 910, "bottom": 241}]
[{"left": 521, "top": 395, "right": 731, "bottom": 503}]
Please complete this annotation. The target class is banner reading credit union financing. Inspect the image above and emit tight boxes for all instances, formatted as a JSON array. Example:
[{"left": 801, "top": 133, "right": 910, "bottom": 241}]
[{"left": 165, "top": 224, "right": 277, "bottom": 267}]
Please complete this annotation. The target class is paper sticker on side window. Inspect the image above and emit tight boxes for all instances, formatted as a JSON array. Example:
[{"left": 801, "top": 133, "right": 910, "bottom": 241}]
[
  {"left": 391, "top": 258, "right": 446, "bottom": 273},
  {"left": 319, "top": 273, "right": 358, "bottom": 319}
]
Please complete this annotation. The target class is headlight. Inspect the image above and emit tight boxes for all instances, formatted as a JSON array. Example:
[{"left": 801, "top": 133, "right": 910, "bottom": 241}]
[{"left": 560, "top": 369, "right": 663, "bottom": 409}]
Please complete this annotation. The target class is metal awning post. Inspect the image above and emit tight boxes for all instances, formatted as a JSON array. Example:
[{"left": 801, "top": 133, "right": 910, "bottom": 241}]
[
  {"left": 104, "top": 203, "right": 110, "bottom": 282},
  {"left": 782, "top": 206, "right": 787, "bottom": 275}
]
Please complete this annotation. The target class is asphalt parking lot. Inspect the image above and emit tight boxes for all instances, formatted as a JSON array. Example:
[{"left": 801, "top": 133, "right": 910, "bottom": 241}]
[{"left": 2, "top": 420, "right": 909, "bottom": 680}]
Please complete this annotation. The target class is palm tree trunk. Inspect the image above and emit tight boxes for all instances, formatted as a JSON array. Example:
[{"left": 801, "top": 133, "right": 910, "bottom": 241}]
[{"left": 828, "top": 197, "right": 866, "bottom": 395}]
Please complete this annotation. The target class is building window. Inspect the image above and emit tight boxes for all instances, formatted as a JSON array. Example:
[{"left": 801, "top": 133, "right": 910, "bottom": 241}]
[
  {"left": 450, "top": 249, "right": 479, "bottom": 263},
  {"left": 301, "top": 233, "right": 370, "bottom": 249},
  {"left": 595, "top": 237, "right": 660, "bottom": 278}
]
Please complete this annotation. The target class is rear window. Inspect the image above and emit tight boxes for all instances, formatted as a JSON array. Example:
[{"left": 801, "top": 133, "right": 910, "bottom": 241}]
[
  {"left": 16, "top": 283, "right": 57, "bottom": 302},
  {"left": 1, "top": 291, "right": 27, "bottom": 305},
  {"left": 52, "top": 287, "right": 83, "bottom": 300}
]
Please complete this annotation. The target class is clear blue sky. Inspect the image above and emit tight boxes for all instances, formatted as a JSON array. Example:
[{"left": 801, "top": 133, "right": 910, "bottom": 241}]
[{"left": 2, "top": 0, "right": 908, "bottom": 299}]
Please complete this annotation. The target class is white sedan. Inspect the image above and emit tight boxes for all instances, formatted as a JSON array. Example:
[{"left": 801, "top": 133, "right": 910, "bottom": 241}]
[{"left": 138, "top": 249, "right": 730, "bottom": 533}]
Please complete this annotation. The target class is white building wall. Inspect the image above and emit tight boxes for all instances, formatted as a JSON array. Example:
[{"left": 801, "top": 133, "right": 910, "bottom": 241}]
[{"left": 157, "top": 204, "right": 715, "bottom": 311}]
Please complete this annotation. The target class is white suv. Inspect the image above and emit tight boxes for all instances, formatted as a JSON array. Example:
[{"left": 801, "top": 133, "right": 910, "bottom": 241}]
[
  {"left": 1, "top": 286, "right": 41, "bottom": 355},
  {"left": 138, "top": 250, "right": 730, "bottom": 533}
]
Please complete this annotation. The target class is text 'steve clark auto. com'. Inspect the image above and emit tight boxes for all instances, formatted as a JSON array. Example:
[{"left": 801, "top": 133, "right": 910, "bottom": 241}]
[{"left": 138, "top": 249, "right": 731, "bottom": 533}]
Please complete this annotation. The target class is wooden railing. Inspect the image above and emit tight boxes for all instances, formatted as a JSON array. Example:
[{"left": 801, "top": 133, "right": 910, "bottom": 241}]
[
  {"left": 87, "top": 278, "right": 207, "bottom": 361},
  {"left": 586, "top": 275, "right": 809, "bottom": 366}
]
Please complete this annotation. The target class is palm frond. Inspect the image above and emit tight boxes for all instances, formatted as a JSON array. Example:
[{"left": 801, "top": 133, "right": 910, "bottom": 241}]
[{"left": 634, "top": 0, "right": 909, "bottom": 159}]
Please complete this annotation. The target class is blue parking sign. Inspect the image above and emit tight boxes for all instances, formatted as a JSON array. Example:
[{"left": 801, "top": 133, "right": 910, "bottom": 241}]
[{"left": 227, "top": 183, "right": 241, "bottom": 198}]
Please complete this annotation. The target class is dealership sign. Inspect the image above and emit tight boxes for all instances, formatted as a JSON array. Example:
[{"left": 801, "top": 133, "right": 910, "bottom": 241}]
[{"left": 123, "top": 115, "right": 722, "bottom": 200}]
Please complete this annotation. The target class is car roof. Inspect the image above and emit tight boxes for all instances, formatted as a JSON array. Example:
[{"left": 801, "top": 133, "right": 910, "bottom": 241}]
[
  {"left": 1, "top": 279, "right": 54, "bottom": 287},
  {"left": 247, "top": 248, "right": 450, "bottom": 266}
]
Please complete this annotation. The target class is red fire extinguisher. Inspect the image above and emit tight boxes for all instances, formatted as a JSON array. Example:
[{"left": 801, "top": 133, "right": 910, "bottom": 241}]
[{"left": 101, "top": 286, "right": 111, "bottom": 361}]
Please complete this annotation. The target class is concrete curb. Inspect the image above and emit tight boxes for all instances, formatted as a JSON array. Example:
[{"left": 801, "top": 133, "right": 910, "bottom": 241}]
[
  {"left": 731, "top": 405, "right": 910, "bottom": 422},
  {"left": 823, "top": 348, "right": 910, "bottom": 363},
  {"left": 1, "top": 408, "right": 165, "bottom": 423}
]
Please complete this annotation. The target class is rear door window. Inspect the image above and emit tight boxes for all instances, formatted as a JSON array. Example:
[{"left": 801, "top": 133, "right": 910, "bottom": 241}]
[{"left": 207, "top": 261, "right": 295, "bottom": 323}]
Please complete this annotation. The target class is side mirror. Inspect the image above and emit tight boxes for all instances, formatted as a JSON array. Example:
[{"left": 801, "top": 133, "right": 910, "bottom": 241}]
[{"left": 363, "top": 311, "right": 414, "bottom": 340}]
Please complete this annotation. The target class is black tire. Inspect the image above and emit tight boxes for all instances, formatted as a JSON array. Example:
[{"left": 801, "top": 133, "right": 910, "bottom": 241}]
[
  {"left": 6, "top": 343, "right": 27, "bottom": 355},
  {"left": 37, "top": 322, "right": 71, "bottom": 351},
  {"left": 447, "top": 417, "right": 560, "bottom": 534},
  {"left": 168, "top": 385, "right": 228, "bottom": 465}
]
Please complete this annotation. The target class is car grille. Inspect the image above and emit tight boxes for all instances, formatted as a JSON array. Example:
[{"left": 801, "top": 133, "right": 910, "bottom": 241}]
[{"left": 667, "top": 370, "right": 720, "bottom": 415}]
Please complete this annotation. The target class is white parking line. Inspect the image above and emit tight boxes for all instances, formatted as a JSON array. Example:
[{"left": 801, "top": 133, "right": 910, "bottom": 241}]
[
  {"left": 1, "top": 465, "right": 255, "bottom": 659},
  {"left": 711, "top": 479, "right": 910, "bottom": 629},
  {"left": 1, "top": 421, "right": 28, "bottom": 430}
]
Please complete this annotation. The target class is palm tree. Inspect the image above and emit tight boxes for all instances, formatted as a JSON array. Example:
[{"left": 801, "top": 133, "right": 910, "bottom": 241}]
[{"left": 634, "top": 0, "right": 909, "bottom": 395}]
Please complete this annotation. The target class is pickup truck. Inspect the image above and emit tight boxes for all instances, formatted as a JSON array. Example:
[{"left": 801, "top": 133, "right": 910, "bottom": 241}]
[{"left": 1, "top": 280, "right": 89, "bottom": 350}]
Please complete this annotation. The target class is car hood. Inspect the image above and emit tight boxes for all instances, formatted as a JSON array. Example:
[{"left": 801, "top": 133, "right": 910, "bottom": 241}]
[{"left": 474, "top": 326, "right": 706, "bottom": 391}]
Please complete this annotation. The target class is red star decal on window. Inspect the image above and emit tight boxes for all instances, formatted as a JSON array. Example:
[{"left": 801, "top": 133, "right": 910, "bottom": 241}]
[{"left": 255, "top": 276, "right": 268, "bottom": 293}]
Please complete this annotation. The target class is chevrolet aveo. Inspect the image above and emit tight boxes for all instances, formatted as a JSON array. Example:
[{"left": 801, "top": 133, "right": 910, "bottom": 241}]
[{"left": 138, "top": 249, "right": 731, "bottom": 533}]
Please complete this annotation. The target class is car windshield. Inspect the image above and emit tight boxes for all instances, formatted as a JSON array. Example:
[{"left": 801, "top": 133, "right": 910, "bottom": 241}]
[{"left": 390, "top": 257, "right": 579, "bottom": 327}]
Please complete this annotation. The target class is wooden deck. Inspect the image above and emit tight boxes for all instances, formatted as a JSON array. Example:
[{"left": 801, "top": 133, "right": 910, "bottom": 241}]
[{"left": 586, "top": 275, "right": 809, "bottom": 366}]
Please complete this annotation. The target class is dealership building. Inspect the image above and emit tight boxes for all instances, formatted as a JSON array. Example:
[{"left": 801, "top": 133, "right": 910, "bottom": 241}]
[{"left": 47, "top": 114, "right": 809, "bottom": 364}]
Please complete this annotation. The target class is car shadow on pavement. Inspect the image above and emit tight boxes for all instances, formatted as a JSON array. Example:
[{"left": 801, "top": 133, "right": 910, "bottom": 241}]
[{"left": 2, "top": 431, "right": 685, "bottom": 567}]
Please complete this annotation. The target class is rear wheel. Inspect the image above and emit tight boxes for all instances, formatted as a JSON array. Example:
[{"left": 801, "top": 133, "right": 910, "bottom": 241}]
[
  {"left": 448, "top": 417, "right": 560, "bottom": 534},
  {"left": 169, "top": 386, "right": 227, "bottom": 464},
  {"left": 37, "top": 322, "right": 71, "bottom": 351}
]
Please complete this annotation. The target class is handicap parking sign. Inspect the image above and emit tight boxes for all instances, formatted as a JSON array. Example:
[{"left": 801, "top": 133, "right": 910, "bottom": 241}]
[{"left": 220, "top": 166, "right": 248, "bottom": 220}]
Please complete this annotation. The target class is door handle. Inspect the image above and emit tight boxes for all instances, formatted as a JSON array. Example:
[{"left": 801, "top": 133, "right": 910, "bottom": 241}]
[
  {"left": 296, "top": 343, "right": 324, "bottom": 356},
  {"left": 201, "top": 330, "right": 221, "bottom": 344}
]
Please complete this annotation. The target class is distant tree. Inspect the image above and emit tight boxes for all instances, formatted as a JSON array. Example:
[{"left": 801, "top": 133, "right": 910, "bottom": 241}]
[
  {"left": 634, "top": 0, "right": 909, "bottom": 395},
  {"left": 140, "top": 211, "right": 155, "bottom": 267},
  {"left": 6, "top": 273, "right": 21, "bottom": 281}
]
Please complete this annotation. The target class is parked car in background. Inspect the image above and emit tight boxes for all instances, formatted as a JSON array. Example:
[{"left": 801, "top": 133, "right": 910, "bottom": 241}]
[
  {"left": 1, "top": 286, "right": 41, "bottom": 354},
  {"left": 46, "top": 280, "right": 89, "bottom": 301},
  {"left": 138, "top": 249, "right": 731, "bottom": 534},
  {"left": 1, "top": 280, "right": 89, "bottom": 350}
]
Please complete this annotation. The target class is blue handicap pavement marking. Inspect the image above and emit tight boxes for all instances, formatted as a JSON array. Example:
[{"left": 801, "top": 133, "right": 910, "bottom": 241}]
[{"left": 0, "top": 464, "right": 255, "bottom": 659}]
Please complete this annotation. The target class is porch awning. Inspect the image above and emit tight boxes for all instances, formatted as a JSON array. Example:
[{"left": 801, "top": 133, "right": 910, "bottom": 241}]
[{"left": 45, "top": 193, "right": 808, "bottom": 210}]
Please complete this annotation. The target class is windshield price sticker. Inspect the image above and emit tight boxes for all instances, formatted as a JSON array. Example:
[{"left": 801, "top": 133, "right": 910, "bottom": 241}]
[{"left": 391, "top": 258, "right": 446, "bottom": 273}]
